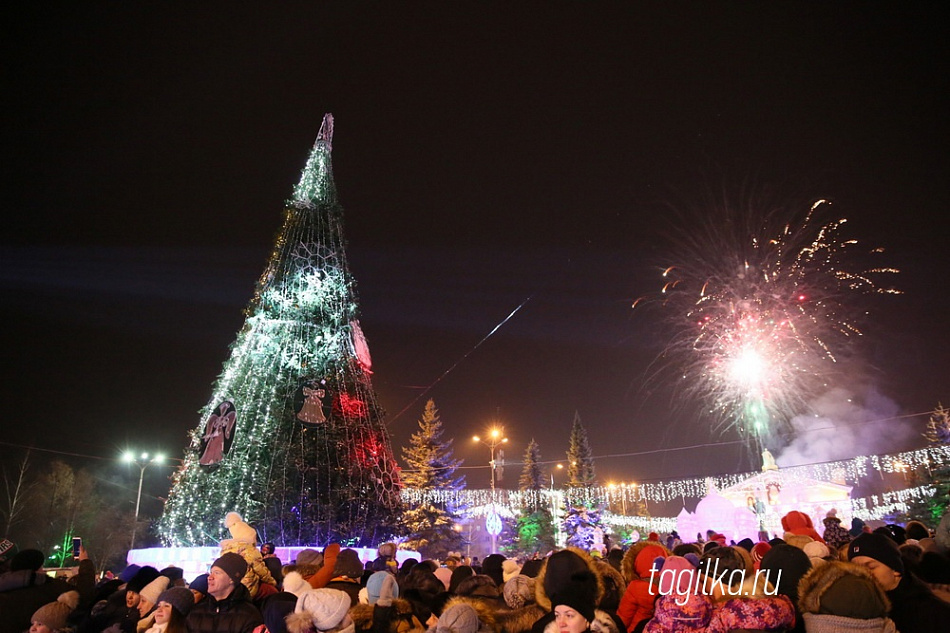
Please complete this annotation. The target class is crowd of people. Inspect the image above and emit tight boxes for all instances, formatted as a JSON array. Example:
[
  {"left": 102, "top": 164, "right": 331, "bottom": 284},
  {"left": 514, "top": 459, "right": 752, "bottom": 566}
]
[{"left": 2, "top": 507, "right": 950, "bottom": 633}]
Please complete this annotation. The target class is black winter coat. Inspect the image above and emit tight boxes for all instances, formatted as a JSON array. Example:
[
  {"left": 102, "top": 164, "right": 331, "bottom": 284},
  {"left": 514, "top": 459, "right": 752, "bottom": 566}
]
[
  {"left": 887, "top": 572, "right": 950, "bottom": 633},
  {"left": 186, "top": 582, "right": 263, "bottom": 633}
]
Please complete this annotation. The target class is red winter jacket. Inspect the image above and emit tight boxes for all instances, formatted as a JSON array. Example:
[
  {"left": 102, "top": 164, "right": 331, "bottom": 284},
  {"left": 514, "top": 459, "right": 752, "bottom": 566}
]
[{"left": 618, "top": 545, "right": 667, "bottom": 632}]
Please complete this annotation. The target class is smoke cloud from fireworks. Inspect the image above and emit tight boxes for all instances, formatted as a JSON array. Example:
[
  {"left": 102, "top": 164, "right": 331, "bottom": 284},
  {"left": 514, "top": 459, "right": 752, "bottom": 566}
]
[
  {"left": 641, "top": 198, "right": 899, "bottom": 448},
  {"left": 776, "top": 387, "right": 916, "bottom": 466}
]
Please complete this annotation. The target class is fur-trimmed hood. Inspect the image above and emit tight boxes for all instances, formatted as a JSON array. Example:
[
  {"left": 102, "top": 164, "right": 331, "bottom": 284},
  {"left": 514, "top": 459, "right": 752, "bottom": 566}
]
[
  {"left": 541, "top": 608, "right": 620, "bottom": 633},
  {"left": 430, "top": 596, "right": 500, "bottom": 633},
  {"left": 495, "top": 604, "right": 546, "bottom": 633},
  {"left": 287, "top": 611, "right": 357, "bottom": 633},
  {"left": 351, "top": 597, "right": 425, "bottom": 633},
  {"left": 798, "top": 561, "right": 891, "bottom": 616},
  {"left": 620, "top": 542, "right": 671, "bottom": 584},
  {"left": 535, "top": 548, "right": 605, "bottom": 611}
]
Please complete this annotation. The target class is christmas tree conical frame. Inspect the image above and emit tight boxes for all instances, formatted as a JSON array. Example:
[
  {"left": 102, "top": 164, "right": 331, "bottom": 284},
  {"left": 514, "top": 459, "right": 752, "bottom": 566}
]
[{"left": 159, "top": 115, "right": 402, "bottom": 546}]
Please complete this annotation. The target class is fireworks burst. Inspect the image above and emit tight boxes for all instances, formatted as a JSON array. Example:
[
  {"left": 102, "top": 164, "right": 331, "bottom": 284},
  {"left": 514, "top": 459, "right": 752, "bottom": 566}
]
[{"left": 639, "top": 199, "right": 900, "bottom": 448}]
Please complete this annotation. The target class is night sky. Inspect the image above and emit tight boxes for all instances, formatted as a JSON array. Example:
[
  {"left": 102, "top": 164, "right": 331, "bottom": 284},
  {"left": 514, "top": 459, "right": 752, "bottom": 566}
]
[{"left": 4, "top": 4, "right": 949, "bottom": 501}]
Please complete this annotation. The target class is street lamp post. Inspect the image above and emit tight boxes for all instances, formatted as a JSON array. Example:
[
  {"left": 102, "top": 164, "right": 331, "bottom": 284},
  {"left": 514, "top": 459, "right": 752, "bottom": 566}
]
[
  {"left": 122, "top": 451, "right": 164, "bottom": 551},
  {"left": 473, "top": 428, "right": 507, "bottom": 554}
]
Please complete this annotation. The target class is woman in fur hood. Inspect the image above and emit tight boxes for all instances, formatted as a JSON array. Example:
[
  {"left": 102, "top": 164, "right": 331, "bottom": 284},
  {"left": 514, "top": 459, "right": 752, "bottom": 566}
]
[
  {"left": 497, "top": 548, "right": 619, "bottom": 633},
  {"left": 521, "top": 549, "right": 603, "bottom": 633},
  {"left": 540, "top": 571, "right": 619, "bottom": 633},
  {"left": 529, "top": 552, "right": 621, "bottom": 633},
  {"left": 797, "top": 561, "right": 896, "bottom": 632}
]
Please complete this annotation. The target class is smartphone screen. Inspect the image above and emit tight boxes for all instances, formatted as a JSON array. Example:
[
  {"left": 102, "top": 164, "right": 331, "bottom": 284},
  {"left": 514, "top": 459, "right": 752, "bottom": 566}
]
[{"left": 72, "top": 537, "right": 81, "bottom": 558}]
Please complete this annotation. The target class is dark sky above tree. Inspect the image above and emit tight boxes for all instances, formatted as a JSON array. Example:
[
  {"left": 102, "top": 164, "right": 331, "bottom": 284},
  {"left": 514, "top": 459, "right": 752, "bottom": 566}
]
[{"left": 3, "top": 4, "right": 948, "bottom": 495}]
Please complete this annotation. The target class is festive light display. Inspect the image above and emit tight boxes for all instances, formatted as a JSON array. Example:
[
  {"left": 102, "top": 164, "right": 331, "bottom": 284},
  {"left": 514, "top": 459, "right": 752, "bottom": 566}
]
[
  {"left": 640, "top": 200, "right": 899, "bottom": 447},
  {"left": 158, "top": 115, "right": 401, "bottom": 546},
  {"left": 403, "top": 445, "right": 950, "bottom": 518}
]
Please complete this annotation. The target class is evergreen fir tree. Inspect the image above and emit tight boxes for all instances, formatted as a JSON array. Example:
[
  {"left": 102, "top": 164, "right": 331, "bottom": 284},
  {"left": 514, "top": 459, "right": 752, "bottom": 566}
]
[
  {"left": 158, "top": 115, "right": 401, "bottom": 546},
  {"left": 515, "top": 439, "right": 556, "bottom": 554},
  {"left": 900, "top": 404, "right": 950, "bottom": 526},
  {"left": 562, "top": 506, "right": 606, "bottom": 552},
  {"left": 519, "top": 439, "right": 545, "bottom": 492},
  {"left": 922, "top": 404, "right": 950, "bottom": 523},
  {"left": 924, "top": 404, "right": 950, "bottom": 445},
  {"left": 400, "top": 399, "right": 466, "bottom": 558},
  {"left": 563, "top": 412, "right": 603, "bottom": 544},
  {"left": 566, "top": 411, "right": 596, "bottom": 489}
]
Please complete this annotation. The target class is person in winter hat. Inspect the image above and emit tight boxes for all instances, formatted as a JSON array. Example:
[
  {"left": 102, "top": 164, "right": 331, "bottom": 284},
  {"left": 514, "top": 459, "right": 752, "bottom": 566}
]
[
  {"left": 850, "top": 517, "right": 868, "bottom": 538},
  {"left": 325, "top": 548, "right": 364, "bottom": 607},
  {"left": 480, "top": 555, "right": 506, "bottom": 589},
  {"left": 186, "top": 552, "right": 263, "bottom": 632},
  {"left": 188, "top": 573, "right": 209, "bottom": 605},
  {"left": 698, "top": 547, "right": 796, "bottom": 633},
  {"left": 220, "top": 511, "right": 277, "bottom": 598},
  {"left": 803, "top": 541, "right": 832, "bottom": 567},
  {"left": 758, "top": 544, "right": 810, "bottom": 633},
  {"left": 124, "top": 575, "right": 170, "bottom": 632},
  {"left": 126, "top": 566, "right": 162, "bottom": 609},
  {"left": 400, "top": 563, "right": 446, "bottom": 627},
  {"left": 849, "top": 531, "right": 950, "bottom": 633},
  {"left": 784, "top": 533, "right": 815, "bottom": 552},
  {"left": 617, "top": 544, "right": 668, "bottom": 632},
  {"left": 351, "top": 570, "right": 424, "bottom": 633},
  {"left": 120, "top": 565, "right": 142, "bottom": 584},
  {"left": 454, "top": 574, "right": 504, "bottom": 610},
  {"left": 643, "top": 556, "right": 713, "bottom": 633},
  {"left": 848, "top": 533, "right": 904, "bottom": 588},
  {"left": 502, "top": 575, "right": 535, "bottom": 610},
  {"left": 449, "top": 566, "right": 475, "bottom": 594},
  {"left": 284, "top": 571, "right": 314, "bottom": 598},
  {"left": 11, "top": 548, "right": 45, "bottom": 573},
  {"left": 429, "top": 600, "right": 494, "bottom": 633},
  {"left": 821, "top": 509, "right": 851, "bottom": 552},
  {"left": 297, "top": 549, "right": 324, "bottom": 568},
  {"left": 545, "top": 571, "right": 608, "bottom": 633},
  {"left": 530, "top": 548, "right": 612, "bottom": 633},
  {"left": 502, "top": 560, "right": 522, "bottom": 584},
  {"left": 286, "top": 587, "right": 355, "bottom": 633},
  {"left": 434, "top": 567, "right": 453, "bottom": 592},
  {"left": 145, "top": 586, "right": 194, "bottom": 633},
  {"left": 590, "top": 558, "right": 625, "bottom": 616},
  {"left": 798, "top": 561, "right": 895, "bottom": 633},
  {"left": 260, "top": 542, "right": 284, "bottom": 586},
  {"left": 29, "top": 591, "right": 78, "bottom": 633},
  {"left": 159, "top": 566, "right": 186, "bottom": 588},
  {"left": 750, "top": 542, "right": 771, "bottom": 571},
  {"left": 139, "top": 574, "right": 171, "bottom": 616},
  {"left": 373, "top": 543, "right": 399, "bottom": 575},
  {"left": 782, "top": 510, "right": 825, "bottom": 543},
  {"left": 303, "top": 544, "right": 344, "bottom": 590}
]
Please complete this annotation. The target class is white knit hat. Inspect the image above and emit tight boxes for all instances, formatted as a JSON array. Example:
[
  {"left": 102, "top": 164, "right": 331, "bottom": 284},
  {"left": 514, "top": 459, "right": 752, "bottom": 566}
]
[
  {"left": 282, "top": 571, "right": 311, "bottom": 597},
  {"left": 229, "top": 521, "right": 257, "bottom": 543},
  {"left": 140, "top": 575, "right": 170, "bottom": 607},
  {"left": 502, "top": 559, "right": 522, "bottom": 583},
  {"left": 224, "top": 511, "right": 258, "bottom": 543},
  {"left": 295, "top": 588, "right": 351, "bottom": 631}
]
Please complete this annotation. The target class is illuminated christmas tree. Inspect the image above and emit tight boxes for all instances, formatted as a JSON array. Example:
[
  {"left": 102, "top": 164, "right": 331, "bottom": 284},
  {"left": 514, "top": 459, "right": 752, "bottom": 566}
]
[
  {"left": 399, "top": 399, "right": 466, "bottom": 558},
  {"left": 158, "top": 115, "right": 401, "bottom": 547}
]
